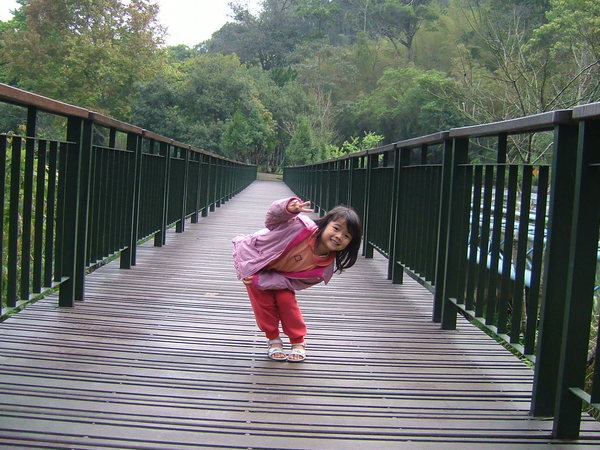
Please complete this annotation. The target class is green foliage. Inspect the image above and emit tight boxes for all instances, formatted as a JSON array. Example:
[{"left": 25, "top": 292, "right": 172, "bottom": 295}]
[
  {"left": 356, "top": 66, "right": 465, "bottom": 141},
  {"left": 132, "top": 53, "right": 277, "bottom": 163},
  {"left": 371, "top": 0, "right": 439, "bottom": 60},
  {"left": 530, "top": 0, "right": 600, "bottom": 107},
  {"left": 221, "top": 110, "right": 254, "bottom": 161},
  {"left": 285, "top": 117, "right": 321, "bottom": 166},
  {"left": 361, "top": 131, "right": 386, "bottom": 150},
  {"left": 534, "top": 0, "right": 599, "bottom": 60},
  {"left": 1, "top": 0, "right": 598, "bottom": 170},
  {"left": 208, "top": 0, "right": 305, "bottom": 70},
  {"left": 322, "top": 131, "right": 385, "bottom": 160},
  {"left": 131, "top": 72, "right": 188, "bottom": 140},
  {"left": 0, "top": 0, "right": 165, "bottom": 119}
]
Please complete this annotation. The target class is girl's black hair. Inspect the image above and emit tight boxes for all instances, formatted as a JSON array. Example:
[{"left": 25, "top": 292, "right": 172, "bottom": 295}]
[{"left": 314, "top": 205, "right": 362, "bottom": 273}]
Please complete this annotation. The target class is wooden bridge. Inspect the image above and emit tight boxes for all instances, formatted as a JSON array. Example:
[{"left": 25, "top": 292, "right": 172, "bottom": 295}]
[{"left": 1, "top": 180, "right": 599, "bottom": 448}]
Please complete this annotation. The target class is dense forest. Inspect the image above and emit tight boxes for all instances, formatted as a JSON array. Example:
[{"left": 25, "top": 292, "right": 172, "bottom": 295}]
[{"left": 1, "top": 0, "right": 598, "bottom": 169}]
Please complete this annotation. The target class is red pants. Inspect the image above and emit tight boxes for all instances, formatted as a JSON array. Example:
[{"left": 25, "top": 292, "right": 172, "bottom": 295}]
[{"left": 245, "top": 283, "right": 306, "bottom": 344}]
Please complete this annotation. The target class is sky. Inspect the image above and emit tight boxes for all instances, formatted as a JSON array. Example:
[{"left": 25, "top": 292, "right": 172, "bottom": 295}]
[{"left": 0, "top": 0, "right": 261, "bottom": 47}]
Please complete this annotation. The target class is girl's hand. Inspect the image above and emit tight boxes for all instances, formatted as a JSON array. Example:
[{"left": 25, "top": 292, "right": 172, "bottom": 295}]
[
  {"left": 242, "top": 276, "right": 253, "bottom": 285},
  {"left": 287, "top": 199, "right": 314, "bottom": 214}
]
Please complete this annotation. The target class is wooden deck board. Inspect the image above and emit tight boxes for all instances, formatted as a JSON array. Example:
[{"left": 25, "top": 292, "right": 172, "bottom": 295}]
[{"left": 1, "top": 180, "right": 599, "bottom": 448}]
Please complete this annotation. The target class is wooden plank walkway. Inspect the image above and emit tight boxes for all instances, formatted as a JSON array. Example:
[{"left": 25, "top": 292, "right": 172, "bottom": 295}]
[{"left": 1, "top": 180, "right": 599, "bottom": 449}]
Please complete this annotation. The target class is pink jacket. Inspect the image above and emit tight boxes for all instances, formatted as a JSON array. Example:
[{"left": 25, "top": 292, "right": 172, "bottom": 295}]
[{"left": 232, "top": 197, "right": 334, "bottom": 291}]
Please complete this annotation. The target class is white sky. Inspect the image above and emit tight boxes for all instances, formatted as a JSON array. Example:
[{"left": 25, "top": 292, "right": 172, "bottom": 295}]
[{"left": 0, "top": 0, "right": 261, "bottom": 47}]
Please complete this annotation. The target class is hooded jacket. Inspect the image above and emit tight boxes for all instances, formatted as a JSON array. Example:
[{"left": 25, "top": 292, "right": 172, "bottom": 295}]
[{"left": 232, "top": 197, "right": 334, "bottom": 291}]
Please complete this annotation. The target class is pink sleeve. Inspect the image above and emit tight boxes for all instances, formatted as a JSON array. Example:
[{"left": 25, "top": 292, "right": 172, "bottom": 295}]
[{"left": 264, "top": 197, "right": 301, "bottom": 230}]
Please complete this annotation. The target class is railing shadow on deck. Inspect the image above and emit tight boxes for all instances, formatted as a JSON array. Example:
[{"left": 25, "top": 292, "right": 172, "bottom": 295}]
[{"left": 284, "top": 103, "right": 600, "bottom": 439}]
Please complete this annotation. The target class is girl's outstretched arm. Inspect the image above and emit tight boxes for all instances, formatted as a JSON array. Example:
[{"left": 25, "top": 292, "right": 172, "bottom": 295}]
[{"left": 264, "top": 197, "right": 312, "bottom": 229}]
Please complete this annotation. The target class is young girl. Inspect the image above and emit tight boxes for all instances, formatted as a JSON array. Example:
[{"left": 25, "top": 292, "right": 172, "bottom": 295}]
[{"left": 232, "top": 197, "right": 362, "bottom": 362}]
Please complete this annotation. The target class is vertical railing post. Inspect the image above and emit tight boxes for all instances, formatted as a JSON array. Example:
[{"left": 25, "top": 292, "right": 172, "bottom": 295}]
[
  {"left": 439, "top": 137, "right": 469, "bottom": 329},
  {"left": 191, "top": 153, "right": 201, "bottom": 224},
  {"left": 335, "top": 160, "right": 341, "bottom": 207},
  {"left": 388, "top": 144, "right": 404, "bottom": 283},
  {"left": 341, "top": 159, "right": 348, "bottom": 205},
  {"left": 315, "top": 164, "right": 325, "bottom": 216},
  {"left": 207, "top": 156, "right": 214, "bottom": 213},
  {"left": 552, "top": 117, "right": 600, "bottom": 438},
  {"left": 0, "top": 135, "right": 7, "bottom": 312},
  {"left": 209, "top": 157, "right": 217, "bottom": 212},
  {"left": 309, "top": 166, "right": 316, "bottom": 208},
  {"left": 177, "top": 147, "right": 190, "bottom": 233},
  {"left": 312, "top": 165, "right": 318, "bottom": 211},
  {"left": 348, "top": 157, "right": 356, "bottom": 208},
  {"left": 20, "top": 106, "right": 37, "bottom": 301},
  {"left": 59, "top": 116, "right": 86, "bottom": 306},
  {"left": 120, "top": 132, "right": 141, "bottom": 269},
  {"left": 313, "top": 165, "right": 320, "bottom": 212},
  {"left": 154, "top": 141, "right": 170, "bottom": 247},
  {"left": 325, "top": 161, "right": 332, "bottom": 210},
  {"left": 33, "top": 139, "right": 47, "bottom": 294},
  {"left": 215, "top": 158, "right": 223, "bottom": 208},
  {"left": 323, "top": 162, "right": 328, "bottom": 212},
  {"left": 105, "top": 129, "right": 116, "bottom": 254},
  {"left": 74, "top": 118, "right": 93, "bottom": 299},
  {"left": 432, "top": 138, "right": 453, "bottom": 322},
  {"left": 485, "top": 133, "right": 507, "bottom": 325},
  {"left": 317, "top": 163, "right": 325, "bottom": 213},
  {"left": 220, "top": 160, "right": 228, "bottom": 204},
  {"left": 7, "top": 136, "right": 22, "bottom": 307},
  {"left": 531, "top": 121, "right": 579, "bottom": 417},
  {"left": 201, "top": 154, "right": 210, "bottom": 217},
  {"left": 363, "top": 151, "right": 375, "bottom": 258},
  {"left": 131, "top": 133, "right": 143, "bottom": 265},
  {"left": 227, "top": 161, "right": 234, "bottom": 200}
]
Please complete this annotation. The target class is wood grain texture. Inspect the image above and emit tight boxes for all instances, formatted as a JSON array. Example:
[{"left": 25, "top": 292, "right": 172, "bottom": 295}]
[{"left": 1, "top": 180, "right": 599, "bottom": 449}]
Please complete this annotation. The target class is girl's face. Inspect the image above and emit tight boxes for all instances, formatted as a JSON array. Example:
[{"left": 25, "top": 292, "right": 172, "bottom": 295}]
[{"left": 315, "top": 219, "right": 353, "bottom": 255}]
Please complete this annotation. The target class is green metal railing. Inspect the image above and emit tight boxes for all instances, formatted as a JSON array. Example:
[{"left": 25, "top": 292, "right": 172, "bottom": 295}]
[
  {"left": 0, "top": 83, "right": 255, "bottom": 315},
  {"left": 284, "top": 104, "right": 600, "bottom": 439}
]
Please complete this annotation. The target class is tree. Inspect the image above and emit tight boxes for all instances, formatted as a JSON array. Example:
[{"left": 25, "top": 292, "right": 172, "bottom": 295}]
[
  {"left": 0, "top": 0, "right": 165, "bottom": 119},
  {"left": 356, "top": 66, "right": 464, "bottom": 141},
  {"left": 221, "top": 110, "right": 255, "bottom": 161},
  {"left": 295, "top": 0, "right": 343, "bottom": 43},
  {"left": 285, "top": 117, "right": 321, "bottom": 165},
  {"left": 209, "top": 0, "right": 303, "bottom": 71},
  {"left": 247, "top": 66, "right": 317, "bottom": 169},
  {"left": 452, "top": 0, "right": 599, "bottom": 162},
  {"left": 130, "top": 71, "right": 188, "bottom": 140},
  {"left": 530, "top": 0, "right": 600, "bottom": 108},
  {"left": 293, "top": 43, "right": 360, "bottom": 146},
  {"left": 371, "top": 0, "right": 439, "bottom": 61},
  {"left": 132, "top": 53, "right": 277, "bottom": 165}
]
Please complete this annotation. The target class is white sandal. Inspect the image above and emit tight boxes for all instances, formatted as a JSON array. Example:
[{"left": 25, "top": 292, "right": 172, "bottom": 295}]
[
  {"left": 288, "top": 342, "right": 306, "bottom": 362},
  {"left": 267, "top": 338, "right": 287, "bottom": 361}
]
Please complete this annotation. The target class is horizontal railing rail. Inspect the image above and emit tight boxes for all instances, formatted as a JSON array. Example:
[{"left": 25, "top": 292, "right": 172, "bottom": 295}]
[
  {"left": 0, "top": 83, "right": 256, "bottom": 316},
  {"left": 284, "top": 104, "right": 600, "bottom": 440}
]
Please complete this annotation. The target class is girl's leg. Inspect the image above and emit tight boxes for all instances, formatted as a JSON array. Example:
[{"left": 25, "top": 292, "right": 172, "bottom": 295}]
[
  {"left": 274, "top": 289, "right": 306, "bottom": 344},
  {"left": 245, "top": 283, "right": 280, "bottom": 340}
]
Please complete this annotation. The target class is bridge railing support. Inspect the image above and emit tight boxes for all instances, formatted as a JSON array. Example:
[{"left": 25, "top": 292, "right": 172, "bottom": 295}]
[
  {"left": 0, "top": 82, "right": 256, "bottom": 316},
  {"left": 284, "top": 103, "right": 600, "bottom": 440}
]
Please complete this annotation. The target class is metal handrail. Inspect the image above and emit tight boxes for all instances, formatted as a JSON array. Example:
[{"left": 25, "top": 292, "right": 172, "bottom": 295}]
[
  {"left": 0, "top": 83, "right": 256, "bottom": 316},
  {"left": 284, "top": 102, "right": 600, "bottom": 440}
]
